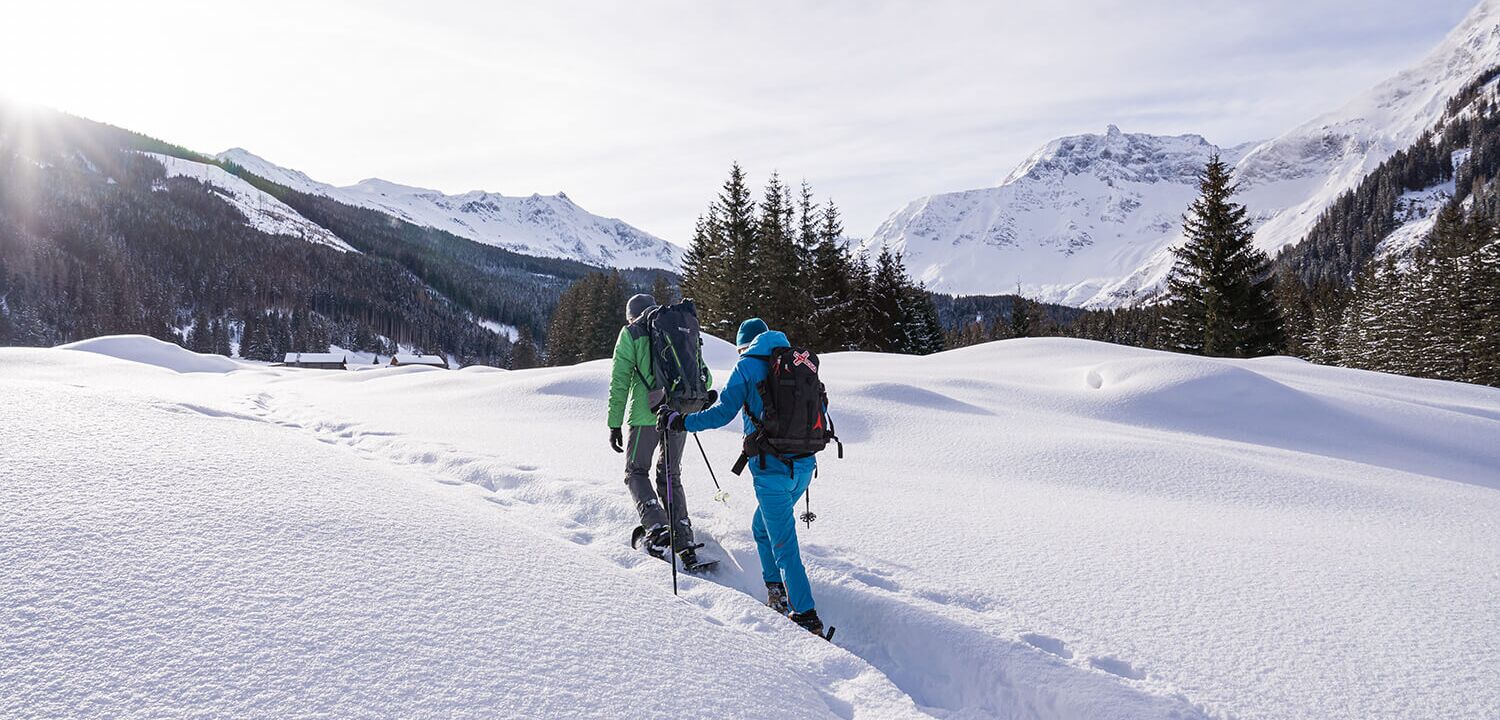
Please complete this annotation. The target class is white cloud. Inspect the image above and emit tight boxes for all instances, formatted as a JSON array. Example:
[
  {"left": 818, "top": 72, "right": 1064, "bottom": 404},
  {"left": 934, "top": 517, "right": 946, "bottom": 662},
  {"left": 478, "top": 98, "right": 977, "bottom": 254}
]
[{"left": 0, "top": 0, "right": 1478, "bottom": 244}]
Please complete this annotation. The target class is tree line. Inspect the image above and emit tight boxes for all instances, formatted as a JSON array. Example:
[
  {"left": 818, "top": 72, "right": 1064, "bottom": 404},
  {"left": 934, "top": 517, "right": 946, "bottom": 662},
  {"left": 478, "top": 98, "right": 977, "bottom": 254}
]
[{"left": 681, "top": 163, "right": 942, "bottom": 354}]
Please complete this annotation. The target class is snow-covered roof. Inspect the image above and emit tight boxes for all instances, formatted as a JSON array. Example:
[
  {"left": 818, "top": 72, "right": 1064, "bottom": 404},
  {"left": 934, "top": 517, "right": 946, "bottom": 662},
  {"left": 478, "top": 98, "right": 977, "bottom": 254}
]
[
  {"left": 284, "top": 353, "right": 347, "bottom": 364},
  {"left": 391, "top": 354, "right": 446, "bottom": 366}
]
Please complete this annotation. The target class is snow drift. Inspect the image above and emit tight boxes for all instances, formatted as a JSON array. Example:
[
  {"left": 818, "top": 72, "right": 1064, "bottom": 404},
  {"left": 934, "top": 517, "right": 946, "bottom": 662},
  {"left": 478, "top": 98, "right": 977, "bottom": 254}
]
[
  {"left": 58, "top": 335, "right": 245, "bottom": 374},
  {"left": 3, "top": 338, "right": 1498, "bottom": 719}
]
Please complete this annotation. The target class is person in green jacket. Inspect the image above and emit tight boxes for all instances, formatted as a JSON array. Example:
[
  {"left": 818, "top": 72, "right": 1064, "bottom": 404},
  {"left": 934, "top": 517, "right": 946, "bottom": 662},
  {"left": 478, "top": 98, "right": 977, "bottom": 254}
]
[{"left": 607, "top": 293, "right": 715, "bottom": 562}]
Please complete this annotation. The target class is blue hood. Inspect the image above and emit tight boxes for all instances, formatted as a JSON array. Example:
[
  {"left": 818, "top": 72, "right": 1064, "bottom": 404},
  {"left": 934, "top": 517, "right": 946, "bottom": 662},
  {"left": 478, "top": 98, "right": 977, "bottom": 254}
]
[{"left": 742, "top": 330, "right": 789, "bottom": 358}]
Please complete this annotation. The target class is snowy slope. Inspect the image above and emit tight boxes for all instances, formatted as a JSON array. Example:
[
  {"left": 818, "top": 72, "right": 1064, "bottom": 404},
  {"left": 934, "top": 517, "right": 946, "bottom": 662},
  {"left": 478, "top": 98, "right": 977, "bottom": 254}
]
[
  {"left": 872, "top": 0, "right": 1500, "bottom": 306},
  {"left": 145, "top": 153, "right": 355, "bottom": 252},
  {"left": 6, "top": 336, "right": 1499, "bottom": 719},
  {"left": 218, "top": 148, "right": 681, "bottom": 270}
]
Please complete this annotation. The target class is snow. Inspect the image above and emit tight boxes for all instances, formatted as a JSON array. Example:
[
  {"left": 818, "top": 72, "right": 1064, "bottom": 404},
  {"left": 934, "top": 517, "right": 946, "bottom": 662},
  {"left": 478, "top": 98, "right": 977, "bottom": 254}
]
[
  {"left": 283, "top": 352, "right": 348, "bottom": 365},
  {"left": 217, "top": 148, "right": 681, "bottom": 270},
  {"left": 476, "top": 318, "right": 520, "bottom": 342},
  {"left": 866, "top": 127, "right": 1228, "bottom": 306},
  {"left": 59, "top": 334, "right": 244, "bottom": 373},
  {"left": 6, "top": 334, "right": 1498, "bottom": 719},
  {"left": 870, "top": 0, "right": 1500, "bottom": 307},
  {"left": 1374, "top": 148, "right": 1473, "bottom": 264},
  {"left": 391, "top": 354, "right": 449, "bottom": 368},
  {"left": 144, "top": 153, "right": 356, "bottom": 253}
]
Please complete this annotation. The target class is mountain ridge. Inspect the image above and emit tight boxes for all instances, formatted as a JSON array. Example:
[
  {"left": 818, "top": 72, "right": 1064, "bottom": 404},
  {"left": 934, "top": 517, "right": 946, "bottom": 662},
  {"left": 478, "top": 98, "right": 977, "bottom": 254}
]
[
  {"left": 217, "top": 148, "right": 681, "bottom": 270},
  {"left": 870, "top": 0, "right": 1500, "bottom": 307}
]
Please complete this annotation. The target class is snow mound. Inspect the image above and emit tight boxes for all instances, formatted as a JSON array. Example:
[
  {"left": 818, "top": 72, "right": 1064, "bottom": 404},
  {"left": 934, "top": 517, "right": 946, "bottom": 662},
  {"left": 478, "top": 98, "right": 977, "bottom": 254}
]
[
  {"left": 700, "top": 332, "right": 739, "bottom": 370},
  {"left": 58, "top": 335, "right": 242, "bottom": 374}
]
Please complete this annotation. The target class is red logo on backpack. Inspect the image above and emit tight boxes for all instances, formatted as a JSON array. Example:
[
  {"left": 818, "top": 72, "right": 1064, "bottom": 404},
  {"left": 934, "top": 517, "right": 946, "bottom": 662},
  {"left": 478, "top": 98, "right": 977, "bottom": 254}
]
[{"left": 792, "top": 351, "right": 817, "bottom": 372}]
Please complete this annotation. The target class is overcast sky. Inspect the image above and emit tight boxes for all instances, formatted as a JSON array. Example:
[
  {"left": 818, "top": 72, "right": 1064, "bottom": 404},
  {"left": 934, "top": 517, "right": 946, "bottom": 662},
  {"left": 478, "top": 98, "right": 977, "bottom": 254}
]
[{"left": 0, "top": 0, "right": 1479, "bottom": 244}]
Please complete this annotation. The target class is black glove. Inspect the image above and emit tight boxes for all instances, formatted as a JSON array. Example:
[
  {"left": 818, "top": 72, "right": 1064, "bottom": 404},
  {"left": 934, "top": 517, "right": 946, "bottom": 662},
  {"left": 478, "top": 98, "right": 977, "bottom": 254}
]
[
  {"left": 609, "top": 427, "right": 624, "bottom": 453},
  {"left": 656, "top": 406, "right": 686, "bottom": 432},
  {"left": 705, "top": 389, "right": 718, "bottom": 406}
]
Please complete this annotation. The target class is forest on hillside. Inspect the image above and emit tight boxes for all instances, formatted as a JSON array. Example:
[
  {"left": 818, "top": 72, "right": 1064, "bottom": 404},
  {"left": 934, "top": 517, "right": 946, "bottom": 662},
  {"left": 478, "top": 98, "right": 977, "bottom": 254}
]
[{"left": 0, "top": 106, "right": 667, "bottom": 366}]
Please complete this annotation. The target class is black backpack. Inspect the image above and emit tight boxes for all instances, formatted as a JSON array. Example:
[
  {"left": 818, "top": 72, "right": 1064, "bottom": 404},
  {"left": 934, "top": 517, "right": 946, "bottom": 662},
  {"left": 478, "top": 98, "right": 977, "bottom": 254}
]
[
  {"left": 735, "top": 345, "right": 843, "bottom": 474},
  {"left": 640, "top": 300, "right": 711, "bottom": 413}
]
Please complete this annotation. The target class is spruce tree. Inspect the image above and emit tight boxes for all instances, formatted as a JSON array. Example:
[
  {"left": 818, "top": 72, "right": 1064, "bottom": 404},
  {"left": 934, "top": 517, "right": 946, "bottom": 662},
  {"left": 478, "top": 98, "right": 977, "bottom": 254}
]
[
  {"left": 847, "top": 251, "right": 876, "bottom": 350},
  {"left": 717, "top": 163, "right": 759, "bottom": 334},
  {"left": 650, "top": 275, "right": 676, "bottom": 306},
  {"left": 186, "top": 309, "right": 212, "bottom": 353},
  {"left": 1010, "top": 291, "right": 1035, "bottom": 339},
  {"left": 808, "top": 201, "right": 856, "bottom": 351},
  {"left": 1163, "top": 155, "right": 1285, "bottom": 357},
  {"left": 211, "top": 319, "right": 232, "bottom": 357},
  {"left": 510, "top": 326, "right": 539, "bottom": 370},
  {"left": 680, "top": 208, "right": 724, "bottom": 328},
  {"left": 869, "top": 246, "right": 908, "bottom": 352}
]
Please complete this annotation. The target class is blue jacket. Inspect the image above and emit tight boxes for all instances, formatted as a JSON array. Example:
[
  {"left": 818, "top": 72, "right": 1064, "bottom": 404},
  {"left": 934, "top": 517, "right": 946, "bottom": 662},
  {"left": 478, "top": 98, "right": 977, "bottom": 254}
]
[{"left": 685, "top": 330, "right": 820, "bottom": 471}]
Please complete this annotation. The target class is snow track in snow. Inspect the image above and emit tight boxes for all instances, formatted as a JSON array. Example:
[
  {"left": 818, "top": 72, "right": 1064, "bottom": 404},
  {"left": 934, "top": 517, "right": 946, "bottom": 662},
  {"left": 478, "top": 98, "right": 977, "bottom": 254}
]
[{"left": 236, "top": 384, "right": 1209, "bottom": 719}]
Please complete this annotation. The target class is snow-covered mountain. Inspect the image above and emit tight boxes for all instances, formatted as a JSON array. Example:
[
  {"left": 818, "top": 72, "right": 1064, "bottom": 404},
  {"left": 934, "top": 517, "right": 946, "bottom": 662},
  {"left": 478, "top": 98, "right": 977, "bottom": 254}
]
[
  {"left": 218, "top": 148, "right": 681, "bottom": 270},
  {"left": 872, "top": 0, "right": 1500, "bottom": 307},
  {"left": 7, "top": 335, "right": 1500, "bottom": 718},
  {"left": 867, "top": 127, "right": 1257, "bottom": 306},
  {"left": 146, "top": 153, "right": 356, "bottom": 253}
]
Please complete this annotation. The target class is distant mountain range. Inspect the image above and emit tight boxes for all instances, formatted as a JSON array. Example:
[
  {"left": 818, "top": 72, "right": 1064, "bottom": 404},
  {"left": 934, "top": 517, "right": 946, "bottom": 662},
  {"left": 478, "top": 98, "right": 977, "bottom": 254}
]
[
  {"left": 216, "top": 149, "right": 679, "bottom": 270},
  {"left": 869, "top": 0, "right": 1500, "bottom": 307}
]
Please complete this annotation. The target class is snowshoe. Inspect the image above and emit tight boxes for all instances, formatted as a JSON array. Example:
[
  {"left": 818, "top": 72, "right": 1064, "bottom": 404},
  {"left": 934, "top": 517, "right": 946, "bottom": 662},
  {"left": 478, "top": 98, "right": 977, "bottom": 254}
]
[
  {"left": 791, "top": 609, "right": 835, "bottom": 641},
  {"left": 766, "top": 582, "right": 789, "bottom": 615},
  {"left": 677, "top": 545, "right": 719, "bottom": 574}
]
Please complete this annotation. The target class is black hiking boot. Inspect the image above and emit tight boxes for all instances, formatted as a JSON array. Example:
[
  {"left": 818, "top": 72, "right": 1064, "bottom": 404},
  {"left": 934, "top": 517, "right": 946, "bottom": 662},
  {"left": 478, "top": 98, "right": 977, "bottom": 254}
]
[
  {"left": 766, "top": 582, "right": 789, "bottom": 615},
  {"left": 642, "top": 523, "right": 670, "bottom": 559},
  {"left": 790, "top": 609, "right": 825, "bottom": 636}
]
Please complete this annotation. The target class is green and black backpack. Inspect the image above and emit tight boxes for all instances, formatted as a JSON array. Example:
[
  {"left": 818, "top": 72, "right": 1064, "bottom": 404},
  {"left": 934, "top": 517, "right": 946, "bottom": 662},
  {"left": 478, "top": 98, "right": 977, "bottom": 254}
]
[{"left": 639, "top": 300, "right": 711, "bottom": 413}]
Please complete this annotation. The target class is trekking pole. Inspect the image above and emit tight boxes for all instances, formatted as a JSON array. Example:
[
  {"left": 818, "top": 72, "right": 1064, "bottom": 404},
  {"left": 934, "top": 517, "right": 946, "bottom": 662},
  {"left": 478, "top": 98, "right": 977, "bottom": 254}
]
[
  {"left": 800, "top": 486, "right": 817, "bottom": 529},
  {"left": 663, "top": 424, "right": 679, "bottom": 596},
  {"left": 692, "top": 433, "right": 728, "bottom": 504}
]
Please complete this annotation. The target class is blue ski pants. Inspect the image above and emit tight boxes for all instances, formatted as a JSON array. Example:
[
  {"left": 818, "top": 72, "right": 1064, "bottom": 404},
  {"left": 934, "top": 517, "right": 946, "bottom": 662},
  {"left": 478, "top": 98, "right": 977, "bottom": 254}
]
[{"left": 750, "top": 456, "right": 817, "bottom": 613}]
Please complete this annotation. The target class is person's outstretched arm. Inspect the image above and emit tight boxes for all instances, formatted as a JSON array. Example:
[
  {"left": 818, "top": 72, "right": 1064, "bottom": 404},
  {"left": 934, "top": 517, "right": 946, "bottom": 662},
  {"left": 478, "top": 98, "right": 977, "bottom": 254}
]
[{"left": 684, "top": 363, "right": 748, "bottom": 432}]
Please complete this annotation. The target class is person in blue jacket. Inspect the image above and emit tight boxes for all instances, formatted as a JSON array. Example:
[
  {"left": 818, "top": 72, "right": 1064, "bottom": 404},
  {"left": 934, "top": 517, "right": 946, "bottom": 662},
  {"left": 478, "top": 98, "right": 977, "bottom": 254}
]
[{"left": 657, "top": 317, "right": 825, "bottom": 637}]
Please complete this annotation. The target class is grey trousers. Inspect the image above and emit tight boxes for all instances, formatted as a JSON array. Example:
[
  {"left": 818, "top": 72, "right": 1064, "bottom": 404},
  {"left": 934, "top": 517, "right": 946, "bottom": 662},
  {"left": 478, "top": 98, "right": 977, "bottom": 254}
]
[{"left": 624, "top": 424, "right": 693, "bottom": 549}]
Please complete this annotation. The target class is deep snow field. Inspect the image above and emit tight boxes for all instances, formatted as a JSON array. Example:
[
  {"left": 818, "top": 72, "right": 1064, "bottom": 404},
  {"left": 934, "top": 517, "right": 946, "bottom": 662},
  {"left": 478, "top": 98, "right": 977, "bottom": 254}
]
[{"left": 3, "top": 335, "right": 1498, "bottom": 719}]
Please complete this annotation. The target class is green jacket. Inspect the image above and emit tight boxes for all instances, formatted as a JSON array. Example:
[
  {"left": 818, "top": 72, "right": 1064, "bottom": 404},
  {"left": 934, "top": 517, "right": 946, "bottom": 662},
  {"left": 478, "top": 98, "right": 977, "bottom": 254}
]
[{"left": 607, "top": 322, "right": 713, "bottom": 427}]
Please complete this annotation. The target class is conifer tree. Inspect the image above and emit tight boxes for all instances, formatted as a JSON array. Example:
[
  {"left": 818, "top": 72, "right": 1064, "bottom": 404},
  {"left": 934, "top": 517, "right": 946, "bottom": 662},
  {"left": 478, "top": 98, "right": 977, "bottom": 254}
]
[
  {"left": 1163, "top": 155, "right": 1285, "bottom": 357},
  {"left": 680, "top": 208, "right": 725, "bottom": 329},
  {"left": 545, "top": 272, "right": 629, "bottom": 366},
  {"left": 650, "top": 275, "right": 676, "bottom": 306},
  {"left": 1010, "top": 291, "right": 1035, "bottom": 339},
  {"left": 753, "top": 172, "right": 806, "bottom": 337},
  {"left": 869, "top": 246, "right": 908, "bottom": 352},
  {"left": 211, "top": 319, "right": 232, "bottom": 357},
  {"left": 186, "top": 309, "right": 212, "bottom": 353},
  {"left": 808, "top": 201, "right": 856, "bottom": 350},
  {"left": 847, "top": 250, "right": 876, "bottom": 350},
  {"left": 510, "top": 326, "right": 539, "bottom": 370},
  {"left": 717, "top": 163, "right": 760, "bottom": 332}
]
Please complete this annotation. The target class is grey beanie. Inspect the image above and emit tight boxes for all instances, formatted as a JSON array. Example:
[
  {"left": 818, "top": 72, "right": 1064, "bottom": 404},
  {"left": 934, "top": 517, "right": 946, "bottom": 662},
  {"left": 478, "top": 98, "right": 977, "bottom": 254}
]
[{"left": 626, "top": 293, "right": 656, "bottom": 323}]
